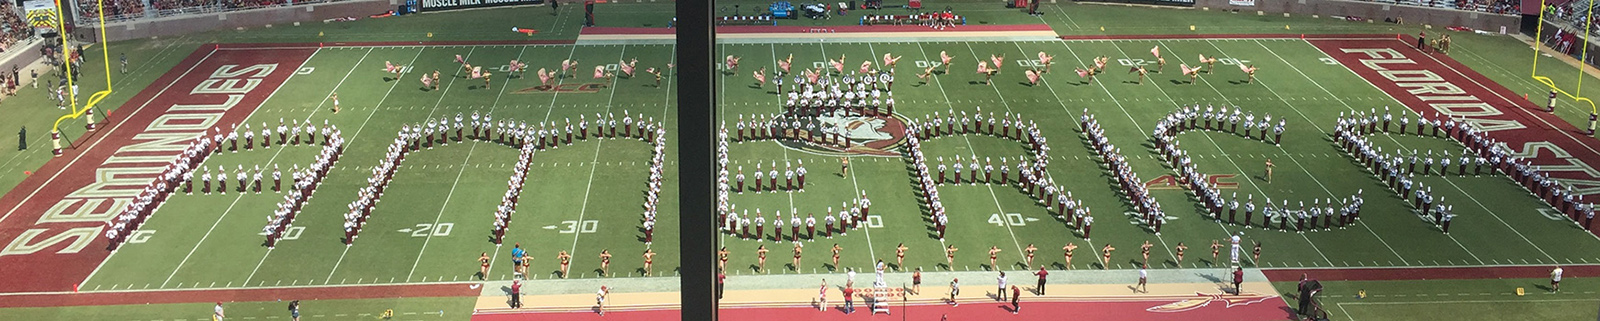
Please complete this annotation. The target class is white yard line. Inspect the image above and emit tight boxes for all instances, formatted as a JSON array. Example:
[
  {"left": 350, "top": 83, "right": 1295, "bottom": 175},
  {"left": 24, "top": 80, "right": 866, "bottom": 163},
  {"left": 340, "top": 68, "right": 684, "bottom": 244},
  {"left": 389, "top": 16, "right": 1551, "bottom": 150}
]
[
  {"left": 1107, "top": 39, "right": 1318, "bottom": 265},
  {"left": 316, "top": 47, "right": 429, "bottom": 284},
  {"left": 1250, "top": 39, "right": 1560, "bottom": 263},
  {"left": 402, "top": 47, "right": 497, "bottom": 282},
  {"left": 163, "top": 48, "right": 332, "bottom": 288},
  {"left": 1231, "top": 39, "right": 1488, "bottom": 264},
  {"left": 565, "top": 45, "right": 630, "bottom": 273},
  {"left": 0, "top": 47, "right": 223, "bottom": 225},
  {"left": 1013, "top": 40, "right": 1220, "bottom": 267}
]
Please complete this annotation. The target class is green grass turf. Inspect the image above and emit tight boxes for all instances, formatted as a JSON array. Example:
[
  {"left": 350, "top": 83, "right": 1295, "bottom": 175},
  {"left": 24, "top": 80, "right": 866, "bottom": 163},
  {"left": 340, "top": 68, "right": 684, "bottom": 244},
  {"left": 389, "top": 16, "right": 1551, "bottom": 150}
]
[
  {"left": 1270, "top": 277, "right": 1600, "bottom": 321},
  {"left": 0, "top": 1, "right": 1592, "bottom": 311},
  {"left": 80, "top": 43, "right": 681, "bottom": 290},
  {"left": 0, "top": 296, "right": 475, "bottom": 321},
  {"left": 707, "top": 37, "right": 1600, "bottom": 278}
]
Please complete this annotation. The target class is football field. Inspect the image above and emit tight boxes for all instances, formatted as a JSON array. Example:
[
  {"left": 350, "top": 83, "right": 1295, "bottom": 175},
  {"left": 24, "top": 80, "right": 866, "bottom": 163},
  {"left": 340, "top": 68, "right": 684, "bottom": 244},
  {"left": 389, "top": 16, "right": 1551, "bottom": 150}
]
[{"left": 0, "top": 2, "right": 1595, "bottom": 319}]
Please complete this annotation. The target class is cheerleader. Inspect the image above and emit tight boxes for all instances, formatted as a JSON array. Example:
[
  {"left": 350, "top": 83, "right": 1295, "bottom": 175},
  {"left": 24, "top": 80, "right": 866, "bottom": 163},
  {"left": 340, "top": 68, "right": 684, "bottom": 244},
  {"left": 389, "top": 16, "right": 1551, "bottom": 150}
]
[
  {"left": 940, "top": 50, "right": 953, "bottom": 74},
  {"left": 329, "top": 93, "right": 341, "bottom": 114},
  {"left": 1037, "top": 51, "right": 1054, "bottom": 73}
]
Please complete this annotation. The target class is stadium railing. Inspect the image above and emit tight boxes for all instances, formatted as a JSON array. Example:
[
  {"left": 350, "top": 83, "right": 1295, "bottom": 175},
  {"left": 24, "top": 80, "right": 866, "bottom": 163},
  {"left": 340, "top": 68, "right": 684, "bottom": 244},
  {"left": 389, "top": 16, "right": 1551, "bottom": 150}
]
[
  {"left": 78, "top": 0, "right": 344, "bottom": 23},
  {"left": 1347, "top": 0, "right": 1520, "bottom": 15}
]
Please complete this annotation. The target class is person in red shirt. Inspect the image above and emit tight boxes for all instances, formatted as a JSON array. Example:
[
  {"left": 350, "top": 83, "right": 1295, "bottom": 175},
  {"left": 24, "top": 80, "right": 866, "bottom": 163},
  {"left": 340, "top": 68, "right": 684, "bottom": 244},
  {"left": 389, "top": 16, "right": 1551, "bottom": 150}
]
[
  {"left": 1034, "top": 266, "right": 1049, "bottom": 295},
  {"left": 509, "top": 280, "right": 522, "bottom": 309},
  {"left": 1010, "top": 285, "right": 1021, "bottom": 314},
  {"left": 717, "top": 272, "right": 726, "bottom": 300},
  {"left": 842, "top": 284, "right": 856, "bottom": 314},
  {"left": 1232, "top": 266, "right": 1245, "bottom": 295}
]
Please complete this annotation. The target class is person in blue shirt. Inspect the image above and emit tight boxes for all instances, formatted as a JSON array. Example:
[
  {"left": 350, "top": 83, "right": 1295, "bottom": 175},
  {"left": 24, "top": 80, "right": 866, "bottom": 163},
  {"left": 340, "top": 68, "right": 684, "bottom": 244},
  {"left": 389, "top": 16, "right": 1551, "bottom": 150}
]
[{"left": 511, "top": 243, "right": 526, "bottom": 279}]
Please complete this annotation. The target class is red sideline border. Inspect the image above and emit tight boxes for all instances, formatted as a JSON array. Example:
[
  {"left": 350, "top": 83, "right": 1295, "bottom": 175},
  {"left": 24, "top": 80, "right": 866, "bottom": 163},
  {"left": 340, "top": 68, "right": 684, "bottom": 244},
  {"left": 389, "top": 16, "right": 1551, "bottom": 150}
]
[
  {"left": 213, "top": 39, "right": 576, "bottom": 49},
  {"left": 581, "top": 24, "right": 1055, "bottom": 36},
  {"left": 470, "top": 297, "right": 1291, "bottom": 321},
  {"left": 1060, "top": 33, "right": 1395, "bottom": 40},
  {"left": 0, "top": 283, "right": 480, "bottom": 308},
  {"left": 1261, "top": 265, "right": 1600, "bottom": 282}
]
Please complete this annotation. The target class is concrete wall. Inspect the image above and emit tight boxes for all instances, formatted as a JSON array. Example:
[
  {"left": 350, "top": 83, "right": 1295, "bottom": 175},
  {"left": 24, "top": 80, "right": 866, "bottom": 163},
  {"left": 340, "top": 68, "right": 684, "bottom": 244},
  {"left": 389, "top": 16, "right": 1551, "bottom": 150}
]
[
  {"left": 85, "top": 0, "right": 399, "bottom": 42},
  {"left": 1193, "top": 0, "right": 1519, "bottom": 33}
]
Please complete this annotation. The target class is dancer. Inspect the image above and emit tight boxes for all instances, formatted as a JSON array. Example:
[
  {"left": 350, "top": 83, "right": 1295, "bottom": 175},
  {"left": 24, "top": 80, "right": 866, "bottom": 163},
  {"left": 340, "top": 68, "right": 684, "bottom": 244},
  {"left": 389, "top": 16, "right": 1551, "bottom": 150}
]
[
  {"left": 1181, "top": 64, "right": 1201, "bottom": 85},
  {"left": 940, "top": 50, "right": 954, "bottom": 74}
]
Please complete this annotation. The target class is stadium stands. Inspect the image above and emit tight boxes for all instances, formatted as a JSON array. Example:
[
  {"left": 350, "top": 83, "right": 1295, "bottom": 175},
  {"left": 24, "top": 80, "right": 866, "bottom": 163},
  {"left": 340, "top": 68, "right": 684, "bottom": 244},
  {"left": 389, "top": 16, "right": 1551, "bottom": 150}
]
[
  {"left": 1358, "top": 0, "right": 1519, "bottom": 15},
  {"left": 77, "top": 0, "right": 330, "bottom": 22},
  {"left": 0, "top": 2, "right": 34, "bottom": 52}
]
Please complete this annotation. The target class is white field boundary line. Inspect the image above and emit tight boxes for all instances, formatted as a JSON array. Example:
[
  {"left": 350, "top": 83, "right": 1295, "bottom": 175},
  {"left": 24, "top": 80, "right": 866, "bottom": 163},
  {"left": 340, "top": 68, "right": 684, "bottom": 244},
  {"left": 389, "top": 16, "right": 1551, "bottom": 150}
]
[
  {"left": 72, "top": 38, "right": 208, "bottom": 286},
  {"left": 1239, "top": 39, "right": 1538, "bottom": 264},
  {"left": 1337, "top": 298, "right": 1600, "bottom": 306},
  {"left": 564, "top": 45, "right": 630, "bottom": 275},
  {"left": 1345, "top": 39, "right": 1600, "bottom": 247},
  {"left": 0, "top": 35, "right": 193, "bottom": 173},
  {"left": 0, "top": 48, "right": 224, "bottom": 225},
  {"left": 0, "top": 280, "right": 483, "bottom": 296},
  {"left": 956, "top": 41, "right": 1040, "bottom": 267},
  {"left": 1011, "top": 39, "right": 1208, "bottom": 267},
  {"left": 1267, "top": 38, "right": 1587, "bottom": 253},
  {"left": 1403, "top": 38, "right": 1600, "bottom": 162},
  {"left": 1201, "top": 39, "right": 1476, "bottom": 264},
  {"left": 160, "top": 48, "right": 333, "bottom": 289},
  {"left": 401, "top": 47, "right": 486, "bottom": 282},
  {"left": 316, "top": 47, "right": 428, "bottom": 286}
]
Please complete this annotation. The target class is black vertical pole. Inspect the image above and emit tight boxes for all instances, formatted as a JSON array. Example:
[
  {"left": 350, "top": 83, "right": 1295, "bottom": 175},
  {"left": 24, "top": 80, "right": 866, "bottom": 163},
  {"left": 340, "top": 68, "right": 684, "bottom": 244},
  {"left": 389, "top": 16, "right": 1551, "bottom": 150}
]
[{"left": 677, "top": 0, "right": 717, "bottom": 318}]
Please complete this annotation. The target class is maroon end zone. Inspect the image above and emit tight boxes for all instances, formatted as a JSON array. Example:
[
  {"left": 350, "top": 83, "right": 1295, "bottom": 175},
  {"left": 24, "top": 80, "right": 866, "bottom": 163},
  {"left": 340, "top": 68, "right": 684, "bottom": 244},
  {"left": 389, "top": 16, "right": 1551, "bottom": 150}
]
[
  {"left": 1312, "top": 37, "right": 1600, "bottom": 236},
  {"left": 0, "top": 46, "right": 314, "bottom": 293}
]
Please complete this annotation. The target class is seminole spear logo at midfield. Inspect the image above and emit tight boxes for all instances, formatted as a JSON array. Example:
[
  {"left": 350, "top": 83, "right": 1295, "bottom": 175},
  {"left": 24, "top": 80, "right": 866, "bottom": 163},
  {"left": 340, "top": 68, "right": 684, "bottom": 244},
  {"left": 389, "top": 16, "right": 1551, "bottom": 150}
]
[{"left": 1145, "top": 292, "right": 1278, "bottom": 313}]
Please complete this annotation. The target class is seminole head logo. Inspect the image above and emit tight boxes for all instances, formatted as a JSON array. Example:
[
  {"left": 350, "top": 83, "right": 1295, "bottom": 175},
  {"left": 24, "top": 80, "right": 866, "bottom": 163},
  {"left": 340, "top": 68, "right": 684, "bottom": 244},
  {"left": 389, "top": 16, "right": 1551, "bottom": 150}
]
[
  {"left": 1146, "top": 292, "right": 1279, "bottom": 313},
  {"left": 777, "top": 110, "right": 910, "bottom": 157}
]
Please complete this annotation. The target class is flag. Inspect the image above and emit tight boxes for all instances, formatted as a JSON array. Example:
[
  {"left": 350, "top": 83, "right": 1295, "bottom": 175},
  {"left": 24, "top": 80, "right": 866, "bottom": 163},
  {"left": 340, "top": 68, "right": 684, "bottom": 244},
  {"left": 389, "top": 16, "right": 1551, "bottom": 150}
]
[
  {"left": 883, "top": 53, "right": 894, "bottom": 66},
  {"left": 831, "top": 59, "right": 845, "bottom": 74},
  {"left": 977, "top": 62, "right": 991, "bottom": 74},
  {"left": 778, "top": 59, "right": 791, "bottom": 74},
  {"left": 594, "top": 66, "right": 606, "bottom": 79},
  {"left": 455, "top": 54, "right": 465, "bottom": 65},
  {"left": 1025, "top": 70, "right": 1040, "bottom": 85},
  {"left": 1181, "top": 64, "right": 1198, "bottom": 76},
  {"left": 1129, "top": 66, "right": 1141, "bottom": 74},
  {"left": 940, "top": 51, "right": 952, "bottom": 64},
  {"left": 1075, "top": 68, "right": 1089, "bottom": 78},
  {"left": 1239, "top": 64, "right": 1252, "bottom": 73},
  {"left": 538, "top": 68, "right": 551, "bottom": 85},
  {"left": 1150, "top": 46, "right": 1161, "bottom": 59},
  {"left": 990, "top": 55, "right": 1003, "bottom": 69},
  {"left": 753, "top": 70, "right": 766, "bottom": 84}
]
